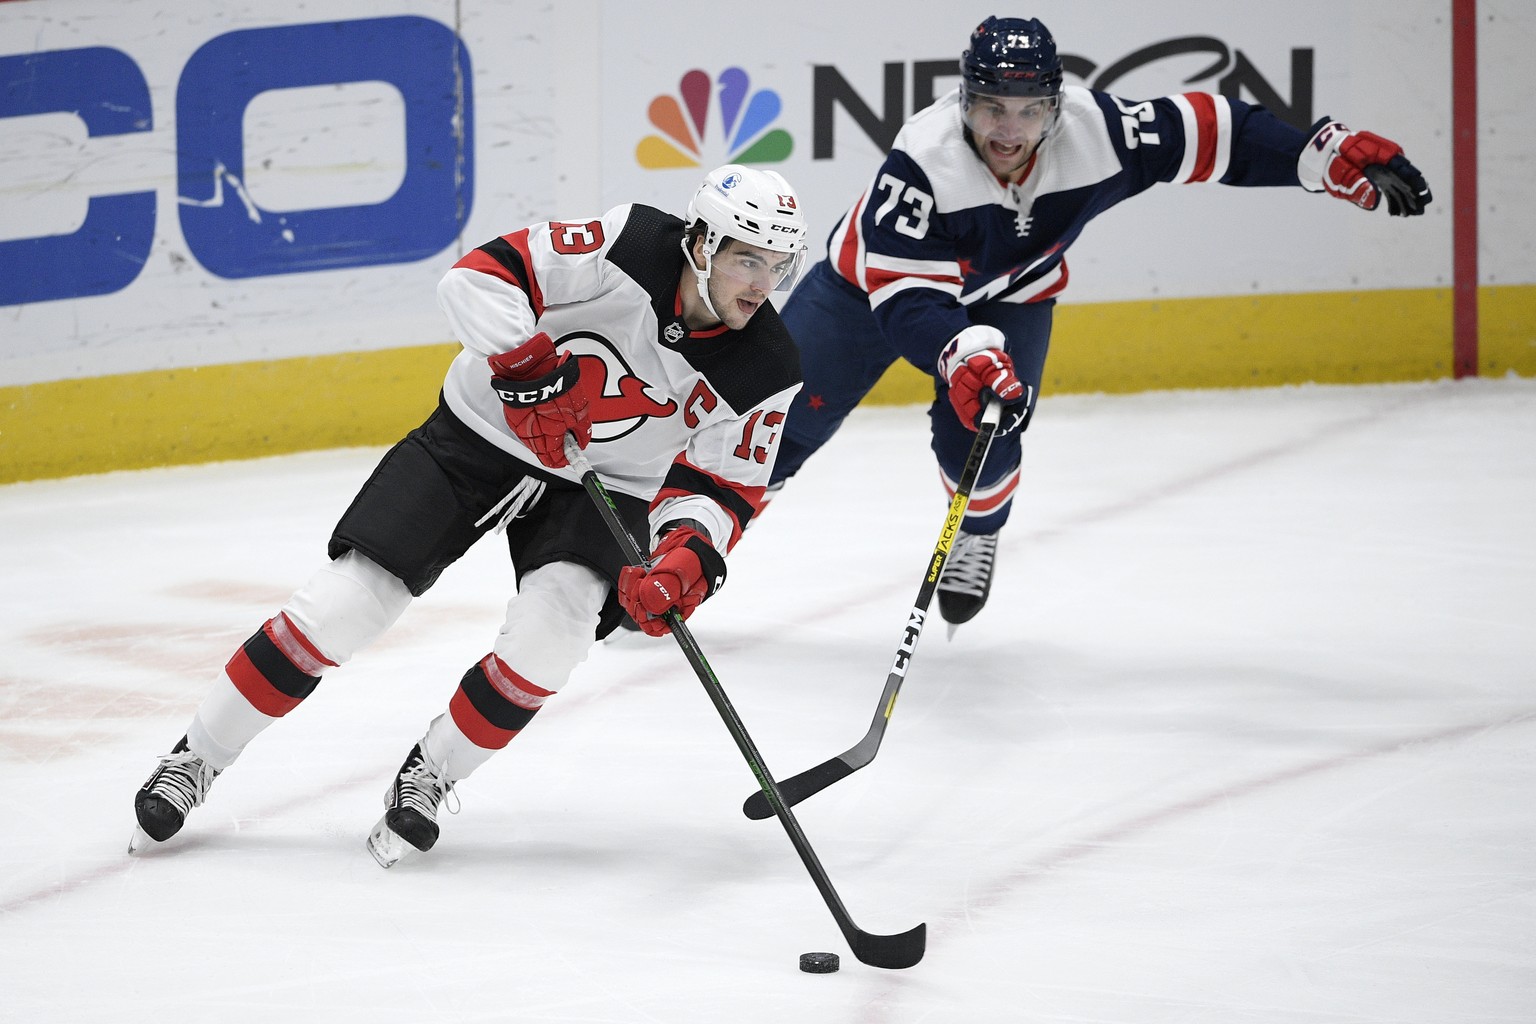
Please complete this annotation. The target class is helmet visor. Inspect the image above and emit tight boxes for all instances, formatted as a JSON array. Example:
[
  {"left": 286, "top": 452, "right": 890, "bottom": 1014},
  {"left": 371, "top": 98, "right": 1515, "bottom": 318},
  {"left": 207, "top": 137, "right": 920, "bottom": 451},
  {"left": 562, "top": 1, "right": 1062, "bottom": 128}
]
[
  {"left": 962, "top": 89, "right": 1060, "bottom": 147},
  {"left": 710, "top": 242, "right": 806, "bottom": 294}
]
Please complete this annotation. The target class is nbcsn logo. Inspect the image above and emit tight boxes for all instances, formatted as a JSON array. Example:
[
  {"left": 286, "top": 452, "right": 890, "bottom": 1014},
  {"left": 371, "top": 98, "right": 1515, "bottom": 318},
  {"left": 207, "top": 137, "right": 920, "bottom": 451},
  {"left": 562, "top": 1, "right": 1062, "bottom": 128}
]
[{"left": 636, "top": 67, "right": 792, "bottom": 168}]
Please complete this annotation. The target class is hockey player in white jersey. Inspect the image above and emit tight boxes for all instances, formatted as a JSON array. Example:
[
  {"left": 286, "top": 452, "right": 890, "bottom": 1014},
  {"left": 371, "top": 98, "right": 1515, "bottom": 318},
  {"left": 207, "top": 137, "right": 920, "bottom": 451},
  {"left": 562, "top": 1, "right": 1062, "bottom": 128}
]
[
  {"left": 129, "top": 165, "right": 810, "bottom": 864},
  {"left": 769, "top": 15, "right": 1433, "bottom": 629}
]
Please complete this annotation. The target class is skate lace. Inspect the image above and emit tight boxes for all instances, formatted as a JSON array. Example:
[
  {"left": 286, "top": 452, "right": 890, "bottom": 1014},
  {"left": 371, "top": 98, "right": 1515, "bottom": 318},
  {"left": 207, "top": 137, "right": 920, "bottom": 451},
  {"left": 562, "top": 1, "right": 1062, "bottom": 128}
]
[
  {"left": 398, "top": 754, "right": 458, "bottom": 820},
  {"left": 939, "top": 532, "right": 997, "bottom": 597},
  {"left": 147, "top": 751, "right": 218, "bottom": 817}
]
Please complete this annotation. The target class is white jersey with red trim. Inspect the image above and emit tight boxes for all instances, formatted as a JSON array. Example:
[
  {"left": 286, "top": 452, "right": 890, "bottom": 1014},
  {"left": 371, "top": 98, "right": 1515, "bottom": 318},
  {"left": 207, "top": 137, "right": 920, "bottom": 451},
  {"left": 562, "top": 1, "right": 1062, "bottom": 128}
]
[
  {"left": 822, "top": 85, "right": 1310, "bottom": 371},
  {"left": 437, "top": 203, "right": 801, "bottom": 553}
]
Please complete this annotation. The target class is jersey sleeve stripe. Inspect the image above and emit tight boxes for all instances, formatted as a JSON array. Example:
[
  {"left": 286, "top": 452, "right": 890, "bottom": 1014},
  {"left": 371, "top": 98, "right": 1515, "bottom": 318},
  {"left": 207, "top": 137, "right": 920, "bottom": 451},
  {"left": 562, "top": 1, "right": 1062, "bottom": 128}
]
[
  {"left": 866, "top": 252, "right": 964, "bottom": 279},
  {"left": 653, "top": 458, "right": 762, "bottom": 549},
  {"left": 1177, "top": 92, "right": 1216, "bottom": 183},
  {"left": 869, "top": 274, "right": 963, "bottom": 310},
  {"left": 1030, "top": 261, "right": 1070, "bottom": 303},
  {"left": 865, "top": 252, "right": 965, "bottom": 308},
  {"left": 460, "top": 228, "right": 546, "bottom": 318},
  {"left": 832, "top": 194, "right": 868, "bottom": 289},
  {"left": 1208, "top": 97, "right": 1233, "bottom": 184},
  {"left": 981, "top": 260, "right": 1069, "bottom": 305},
  {"left": 1169, "top": 94, "right": 1201, "bottom": 184},
  {"left": 1172, "top": 92, "right": 1234, "bottom": 185}
]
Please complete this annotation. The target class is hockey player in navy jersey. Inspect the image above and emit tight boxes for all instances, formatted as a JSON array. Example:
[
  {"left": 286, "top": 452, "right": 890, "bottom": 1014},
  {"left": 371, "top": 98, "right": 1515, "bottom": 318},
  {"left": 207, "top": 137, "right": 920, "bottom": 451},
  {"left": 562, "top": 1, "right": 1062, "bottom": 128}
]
[
  {"left": 770, "top": 15, "right": 1432, "bottom": 629},
  {"left": 129, "top": 165, "right": 810, "bottom": 865}
]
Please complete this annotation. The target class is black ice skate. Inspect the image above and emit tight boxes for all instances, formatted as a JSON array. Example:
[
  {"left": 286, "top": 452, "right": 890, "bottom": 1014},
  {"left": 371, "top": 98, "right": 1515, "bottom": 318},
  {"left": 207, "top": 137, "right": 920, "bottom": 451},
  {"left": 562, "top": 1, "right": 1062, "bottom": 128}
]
[
  {"left": 366, "top": 742, "right": 454, "bottom": 868},
  {"left": 937, "top": 530, "right": 998, "bottom": 636},
  {"left": 129, "top": 736, "right": 220, "bottom": 853}
]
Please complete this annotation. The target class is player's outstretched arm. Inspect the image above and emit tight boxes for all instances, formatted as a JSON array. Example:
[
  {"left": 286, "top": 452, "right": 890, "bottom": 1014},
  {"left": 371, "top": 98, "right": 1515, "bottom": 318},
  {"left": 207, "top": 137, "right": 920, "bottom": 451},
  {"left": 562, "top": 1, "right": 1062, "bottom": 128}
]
[{"left": 1298, "top": 119, "right": 1433, "bottom": 216}]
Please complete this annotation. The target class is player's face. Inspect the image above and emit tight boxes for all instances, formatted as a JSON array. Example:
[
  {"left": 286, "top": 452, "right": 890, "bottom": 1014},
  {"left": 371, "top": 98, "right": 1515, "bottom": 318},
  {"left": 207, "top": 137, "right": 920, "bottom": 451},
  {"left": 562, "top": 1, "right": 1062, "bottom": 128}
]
[
  {"left": 706, "top": 241, "right": 799, "bottom": 329},
  {"left": 964, "top": 92, "right": 1059, "bottom": 179}
]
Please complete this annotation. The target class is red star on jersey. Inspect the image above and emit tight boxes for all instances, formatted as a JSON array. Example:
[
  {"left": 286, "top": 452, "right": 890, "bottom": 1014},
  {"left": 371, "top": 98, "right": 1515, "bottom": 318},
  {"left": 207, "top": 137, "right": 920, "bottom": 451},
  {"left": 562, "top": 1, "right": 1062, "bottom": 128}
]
[{"left": 807, "top": 394, "right": 825, "bottom": 411}]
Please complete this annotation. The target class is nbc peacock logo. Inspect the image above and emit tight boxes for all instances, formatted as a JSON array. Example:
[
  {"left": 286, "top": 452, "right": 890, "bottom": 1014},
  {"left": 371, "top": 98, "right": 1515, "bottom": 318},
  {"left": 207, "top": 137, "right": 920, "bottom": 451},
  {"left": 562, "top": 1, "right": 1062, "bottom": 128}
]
[{"left": 636, "top": 67, "right": 792, "bottom": 168}]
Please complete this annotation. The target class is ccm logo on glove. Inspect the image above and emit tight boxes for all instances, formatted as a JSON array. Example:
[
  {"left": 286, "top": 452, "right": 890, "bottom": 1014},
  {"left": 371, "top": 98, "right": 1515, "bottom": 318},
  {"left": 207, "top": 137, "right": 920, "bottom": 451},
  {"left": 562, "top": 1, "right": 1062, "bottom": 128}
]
[
  {"left": 493, "top": 375, "right": 576, "bottom": 406},
  {"left": 489, "top": 332, "right": 593, "bottom": 469},
  {"left": 617, "top": 527, "right": 727, "bottom": 637}
]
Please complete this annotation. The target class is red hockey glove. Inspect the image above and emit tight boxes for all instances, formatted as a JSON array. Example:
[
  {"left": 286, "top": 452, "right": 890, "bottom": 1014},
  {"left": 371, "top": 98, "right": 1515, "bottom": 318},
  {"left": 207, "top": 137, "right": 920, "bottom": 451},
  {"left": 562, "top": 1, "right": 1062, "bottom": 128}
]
[
  {"left": 617, "top": 527, "right": 726, "bottom": 637},
  {"left": 1298, "top": 119, "right": 1432, "bottom": 217},
  {"left": 937, "top": 325, "right": 1033, "bottom": 435},
  {"left": 489, "top": 332, "right": 592, "bottom": 469}
]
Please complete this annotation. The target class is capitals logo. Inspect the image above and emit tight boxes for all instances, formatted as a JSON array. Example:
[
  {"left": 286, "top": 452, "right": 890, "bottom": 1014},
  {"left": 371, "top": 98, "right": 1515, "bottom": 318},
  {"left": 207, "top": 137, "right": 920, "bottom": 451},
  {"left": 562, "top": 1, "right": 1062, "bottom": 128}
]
[
  {"left": 636, "top": 67, "right": 792, "bottom": 168},
  {"left": 559, "top": 332, "right": 677, "bottom": 441}
]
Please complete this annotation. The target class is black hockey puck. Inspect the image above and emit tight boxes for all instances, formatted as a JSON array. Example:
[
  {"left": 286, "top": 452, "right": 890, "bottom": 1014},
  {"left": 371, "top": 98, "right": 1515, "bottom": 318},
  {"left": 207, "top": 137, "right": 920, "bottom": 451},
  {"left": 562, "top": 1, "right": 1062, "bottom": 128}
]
[{"left": 799, "top": 951, "right": 840, "bottom": 973}]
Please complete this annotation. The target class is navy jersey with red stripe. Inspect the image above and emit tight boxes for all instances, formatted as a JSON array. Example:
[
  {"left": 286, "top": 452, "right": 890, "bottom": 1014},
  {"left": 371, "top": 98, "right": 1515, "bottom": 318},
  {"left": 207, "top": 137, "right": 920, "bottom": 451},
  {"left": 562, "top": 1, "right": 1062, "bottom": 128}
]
[{"left": 823, "top": 86, "right": 1308, "bottom": 372}]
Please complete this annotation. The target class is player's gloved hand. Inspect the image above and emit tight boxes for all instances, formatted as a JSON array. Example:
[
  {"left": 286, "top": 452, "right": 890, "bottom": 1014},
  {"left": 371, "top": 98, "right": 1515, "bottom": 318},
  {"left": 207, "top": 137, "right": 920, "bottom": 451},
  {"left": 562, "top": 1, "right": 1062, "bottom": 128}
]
[
  {"left": 937, "top": 325, "right": 1033, "bottom": 435},
  {"left": 1298, "top": 119, "right": 1433, "bottom": 216},
  {"left": 617, "top": 526, "right": 726, "bottom": 637},
  {"left": 489, "top": 332, "right": 592, "bottom": 469}
]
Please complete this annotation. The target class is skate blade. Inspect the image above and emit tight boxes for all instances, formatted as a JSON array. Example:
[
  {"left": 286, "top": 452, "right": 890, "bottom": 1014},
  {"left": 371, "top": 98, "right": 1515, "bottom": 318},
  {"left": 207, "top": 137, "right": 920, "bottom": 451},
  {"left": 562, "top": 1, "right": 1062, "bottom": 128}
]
[
  {"left": 366, "top": 814, "right": 411, "bottom": 869},
  {"left": 127, "top": 825, "right": 156, "bottom": 855}
]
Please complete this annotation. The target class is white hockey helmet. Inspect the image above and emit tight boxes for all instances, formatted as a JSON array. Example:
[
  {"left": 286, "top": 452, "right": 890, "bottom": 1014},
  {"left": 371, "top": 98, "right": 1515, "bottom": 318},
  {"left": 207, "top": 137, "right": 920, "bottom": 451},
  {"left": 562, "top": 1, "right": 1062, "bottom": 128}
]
[{"left": 683, "top": 165, "right": 809, "bottom": 310}]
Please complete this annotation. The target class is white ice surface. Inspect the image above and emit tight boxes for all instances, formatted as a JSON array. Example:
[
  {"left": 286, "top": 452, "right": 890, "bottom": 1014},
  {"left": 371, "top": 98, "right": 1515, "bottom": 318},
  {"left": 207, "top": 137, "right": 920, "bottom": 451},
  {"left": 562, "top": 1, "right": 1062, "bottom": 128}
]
[{"left": 2, "top": 380, "right": 1533, "bottom": 1023}]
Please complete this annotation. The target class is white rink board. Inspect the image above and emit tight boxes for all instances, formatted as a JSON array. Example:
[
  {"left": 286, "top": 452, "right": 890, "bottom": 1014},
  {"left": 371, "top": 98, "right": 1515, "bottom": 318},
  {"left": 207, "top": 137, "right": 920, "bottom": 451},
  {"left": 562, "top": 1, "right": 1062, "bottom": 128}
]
[
  {"left": 3, "top": 1, "right": 1524, "bottom": 389},
  {"left": 0, "top": 0, "right": 558, "bottom": 387},
  {"left": 600, "top": 1, "right": 1455, "bottom": 301}
]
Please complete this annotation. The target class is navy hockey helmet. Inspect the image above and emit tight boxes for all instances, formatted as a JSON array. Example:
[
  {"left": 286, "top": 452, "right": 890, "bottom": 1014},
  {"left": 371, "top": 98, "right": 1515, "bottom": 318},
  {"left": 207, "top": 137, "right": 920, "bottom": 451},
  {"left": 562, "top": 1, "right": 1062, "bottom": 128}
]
[{"left": 960, "top": 16, "right": 1063, "bottom": 99}]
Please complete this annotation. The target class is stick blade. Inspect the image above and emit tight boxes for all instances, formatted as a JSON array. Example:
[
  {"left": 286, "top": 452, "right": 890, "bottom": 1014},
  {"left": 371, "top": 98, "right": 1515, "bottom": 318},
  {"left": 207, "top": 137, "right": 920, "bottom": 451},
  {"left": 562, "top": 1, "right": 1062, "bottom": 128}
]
[
  {"left": 850, "top": 921, "right": 927, "bottom": 970},
  {"left": 742, "top": 757, "right": 856, "bottom": 820}
]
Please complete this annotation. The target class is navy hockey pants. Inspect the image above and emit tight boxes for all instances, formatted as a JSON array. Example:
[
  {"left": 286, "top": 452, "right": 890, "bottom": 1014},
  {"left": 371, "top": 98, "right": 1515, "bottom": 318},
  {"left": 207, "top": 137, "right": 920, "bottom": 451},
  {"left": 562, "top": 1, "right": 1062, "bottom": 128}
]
[{"left": 773, "top": 260, "right": 1053, "bottom": 533}]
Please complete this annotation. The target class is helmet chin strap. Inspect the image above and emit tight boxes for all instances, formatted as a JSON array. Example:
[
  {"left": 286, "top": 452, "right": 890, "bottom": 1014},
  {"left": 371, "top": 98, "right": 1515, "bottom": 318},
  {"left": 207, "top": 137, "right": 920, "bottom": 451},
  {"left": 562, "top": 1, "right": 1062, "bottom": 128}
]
[
  {"left": 694, "top": 268, "right": 722, "bottom": 322},
  {"left": 682, "top": 237, "right": 723, "bottom": 323}
]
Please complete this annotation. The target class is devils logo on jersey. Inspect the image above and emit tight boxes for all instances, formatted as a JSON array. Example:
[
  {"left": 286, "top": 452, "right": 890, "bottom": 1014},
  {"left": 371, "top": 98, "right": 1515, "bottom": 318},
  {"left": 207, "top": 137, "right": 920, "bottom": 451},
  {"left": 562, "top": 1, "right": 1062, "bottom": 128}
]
[{"left": 559, "top": 331, "right": 678, "bottom": 441}]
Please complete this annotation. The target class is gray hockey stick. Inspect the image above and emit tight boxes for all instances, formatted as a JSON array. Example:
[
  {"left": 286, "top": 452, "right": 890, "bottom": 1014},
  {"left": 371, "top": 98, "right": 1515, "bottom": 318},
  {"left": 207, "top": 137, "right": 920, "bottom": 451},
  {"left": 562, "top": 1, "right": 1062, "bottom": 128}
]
[
  {"left": 742, "top": 398, "right": 1003, "bottom": 820},
  {"left": 562, "top": 435, "right": 925, "bottom": 970}
]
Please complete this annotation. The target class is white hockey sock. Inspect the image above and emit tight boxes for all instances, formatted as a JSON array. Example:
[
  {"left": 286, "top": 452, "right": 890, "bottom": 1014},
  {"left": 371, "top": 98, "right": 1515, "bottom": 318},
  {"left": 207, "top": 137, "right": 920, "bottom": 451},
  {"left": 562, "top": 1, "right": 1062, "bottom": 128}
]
[
  {"left": 414, "top": 562, "right": 607, "bottom": 785},
  {"left": 186, "top": 671, "right": 278, "bottom": 771},
  {"left": 182, "top": 552, "right": 412, "bottom": 771},
  {"left": 422, "top": 712, "right": 498, "bottom": 784}
]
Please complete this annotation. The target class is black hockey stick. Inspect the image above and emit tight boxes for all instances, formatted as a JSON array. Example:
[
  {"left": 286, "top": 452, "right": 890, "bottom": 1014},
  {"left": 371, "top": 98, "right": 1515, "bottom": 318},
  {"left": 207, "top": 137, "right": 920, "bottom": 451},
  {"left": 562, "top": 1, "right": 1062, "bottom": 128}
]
[
  {"left": 562, "top": 435, "right": 925, "bottom": 971},
  {"left": 742, "top": 398, "right": 1003, "bottom": 821}
]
